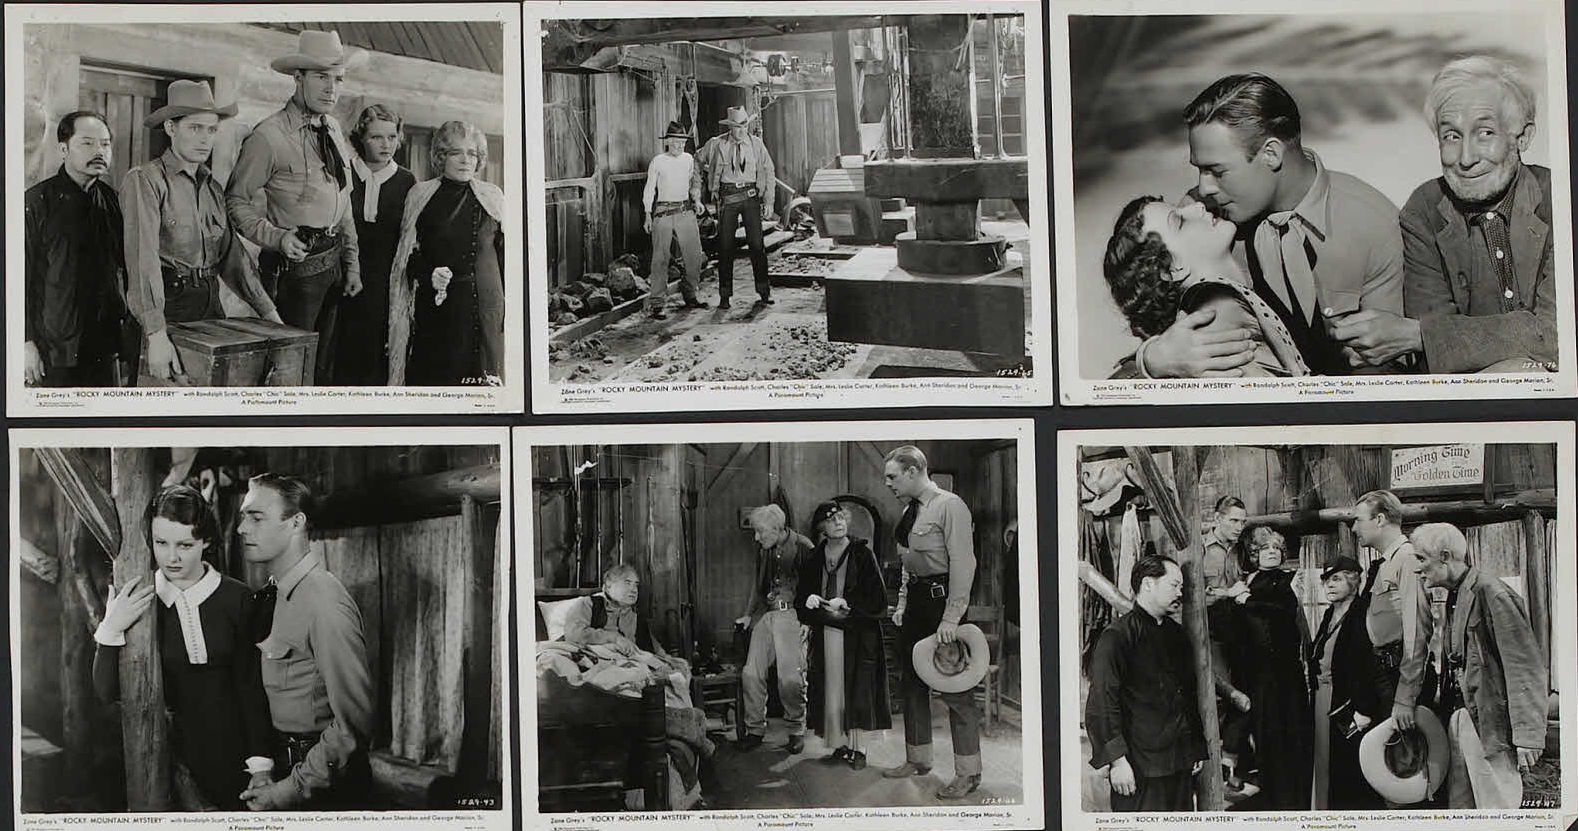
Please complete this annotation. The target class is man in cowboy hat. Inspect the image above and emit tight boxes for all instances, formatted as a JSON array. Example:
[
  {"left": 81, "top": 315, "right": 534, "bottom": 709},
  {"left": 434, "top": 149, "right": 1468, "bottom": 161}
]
[
  {"left": 1086, "top": 555, "right": 1206, "bottom": 811},
  {"left": 695, "top": 105, "right": 775, "bottom": 309},
  {"left": 227, "top": 29, "right": 364, "bottom": 383},
  {"left": 641, "top": 120, "right": 708, "bottom": 320},
  {"left": 1411, "top": 522, "right": 1546, "bottom": 808},
  {"left": 123, "top": 80, "right": 280, "bottom": 383},
  {"left": 881, "top": 445, "right": 984, "bottom": 799},
  {"left": 24, "top": 110, "right": 127, "bottom": 387}
]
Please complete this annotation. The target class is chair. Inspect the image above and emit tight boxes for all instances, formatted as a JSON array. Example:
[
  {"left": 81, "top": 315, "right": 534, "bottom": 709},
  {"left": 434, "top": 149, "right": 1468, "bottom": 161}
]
[{"left": 967, "top": 603, "right": 1006, "bottom": 732}]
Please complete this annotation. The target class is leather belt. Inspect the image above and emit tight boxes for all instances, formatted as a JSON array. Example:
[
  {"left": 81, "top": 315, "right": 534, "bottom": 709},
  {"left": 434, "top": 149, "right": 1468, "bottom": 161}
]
[
  {"left": 908, "top": 572, "right": 949, "bottom": 599},
  {"left": 653, "top": 201, "right": 692, "bottom": 219},
  {"left": 161, "top": 263, "right": 219, "bottom": 294}
]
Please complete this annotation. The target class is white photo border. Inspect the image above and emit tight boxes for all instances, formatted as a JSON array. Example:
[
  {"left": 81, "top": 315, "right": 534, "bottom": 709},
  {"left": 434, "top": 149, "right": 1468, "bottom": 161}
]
[
  {"left": 7, "top": 424, "right": 515, "bottom": 831},
  {"left": 1049, "top": 0, "right": 1577, "bottom": 406},
  {"left": 514, "top": 417, "right": 1045, "bottom": 831},
  {"left": 4, "top": 3, "right": 527, "bottom": 416},
  {"left": 1055, "top": 421, "right": 1578, "bottom": 831},
  {"left": 526, "top": 0, "right": 1054, "bottom": 414}
]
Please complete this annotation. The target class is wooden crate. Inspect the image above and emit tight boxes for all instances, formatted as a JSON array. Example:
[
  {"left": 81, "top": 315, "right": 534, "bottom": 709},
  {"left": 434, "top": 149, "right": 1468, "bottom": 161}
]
[{"left": 138, "top": 318, "right": 317, "bottom": 387}]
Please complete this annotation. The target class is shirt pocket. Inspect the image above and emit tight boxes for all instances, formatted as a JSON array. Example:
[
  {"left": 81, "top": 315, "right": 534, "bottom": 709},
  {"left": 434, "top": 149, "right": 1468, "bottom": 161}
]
[
  {"left": 257, "top": 634, "right": 310, "bottom": 697},
  {"left": 909, "top": 520, "right": 946, "bottom": 551}
]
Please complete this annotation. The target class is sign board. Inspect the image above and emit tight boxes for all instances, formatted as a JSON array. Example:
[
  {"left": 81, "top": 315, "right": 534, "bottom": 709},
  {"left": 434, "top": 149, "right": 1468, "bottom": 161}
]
[{"left": 1390, "top": 444, "right": 1485, "bottom": 491}]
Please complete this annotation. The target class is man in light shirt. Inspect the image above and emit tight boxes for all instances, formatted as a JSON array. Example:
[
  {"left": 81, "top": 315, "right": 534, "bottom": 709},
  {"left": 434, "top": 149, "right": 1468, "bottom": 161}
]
[
  {"left": 642, "top": 121, "right": 708, "bottom": 320},
  {"left": 1350, "top": 489, "right": 1431, "bottom": 762}
]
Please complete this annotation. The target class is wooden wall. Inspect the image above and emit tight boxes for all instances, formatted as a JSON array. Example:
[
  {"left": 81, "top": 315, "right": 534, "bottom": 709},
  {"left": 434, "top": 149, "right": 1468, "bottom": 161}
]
[
  {"left": 532, "top": 440, "right": 1020, "bottom": 673},
  {"left": 761, "top": 89, "right": 840, "bottom": 195}
]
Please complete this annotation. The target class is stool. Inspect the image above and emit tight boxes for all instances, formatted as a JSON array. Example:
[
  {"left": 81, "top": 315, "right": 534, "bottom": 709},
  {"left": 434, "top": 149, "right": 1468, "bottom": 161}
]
[{"left": 690, "top": 669, "right": 745, "bottom": 742}]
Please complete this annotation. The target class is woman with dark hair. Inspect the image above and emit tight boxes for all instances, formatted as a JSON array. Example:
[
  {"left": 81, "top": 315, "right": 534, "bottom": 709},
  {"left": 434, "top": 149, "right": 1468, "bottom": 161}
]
[
  {"left": 92, "top": 484, "right": 273, "bottom": 810},
  {"left": 337, "top": 104, "right": 416, "bottom": 385},
  {"left": 795, "top": 501, "right": 891, "bottom": 769},
  {"left": 386, "top": 120, "right": 505, "bottom": 386},
  {"left": 1233, "top": 526, "right": 1314, "bottom": 809},
  {"left": 1102, "top": 196, "right": 1308, "bottom": 377}
]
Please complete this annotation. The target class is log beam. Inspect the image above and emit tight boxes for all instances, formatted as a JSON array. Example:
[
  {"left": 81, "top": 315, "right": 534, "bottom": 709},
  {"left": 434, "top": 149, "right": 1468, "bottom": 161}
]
[
  {"left": 1522, "top": 511, "right": 1551, "bottom": 668},
  {"left": 314, "top": 463, "right": 502, "bottom": 529},
  {"left": 111, "top": 448, "right": 170, "bottom": 810},
  {"left": 1243, "top": 489, "right": 1557, "bottom": 534}
]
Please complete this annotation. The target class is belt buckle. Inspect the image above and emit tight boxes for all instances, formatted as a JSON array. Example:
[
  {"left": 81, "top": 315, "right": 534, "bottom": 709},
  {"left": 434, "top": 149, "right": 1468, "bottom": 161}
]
[
  {"left": 775, "top": 599, "right": 790, "bottom": 611},
  {"left": 929, "top": 583, "right": 946, "bottom": 599}
]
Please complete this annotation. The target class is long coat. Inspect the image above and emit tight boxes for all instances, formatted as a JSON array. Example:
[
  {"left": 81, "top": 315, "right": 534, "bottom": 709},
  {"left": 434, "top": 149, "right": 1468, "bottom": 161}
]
[
  {"left": 1239, "top": 567, "right": 1314, "bottom": 810},
  {"left": 1308, "top": 594, "right": 1384, "bottom": 809},
  {"left": 1450, "top": 567, "right": 1547, "bottom": 757},
  {"left": 795, "top": 537, "right": 892, "bottom": 734}
]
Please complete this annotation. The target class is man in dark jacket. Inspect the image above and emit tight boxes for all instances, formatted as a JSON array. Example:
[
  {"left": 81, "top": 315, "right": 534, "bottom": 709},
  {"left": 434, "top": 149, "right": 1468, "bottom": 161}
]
[
  {"left": 1085, "top": 555, "right": 1205, "bottom": 811},
  {"left": 23, "top": 110, "right": 127, "bottom": 387},
  {"left": 1395, "top": 56, "right": 1558, "bottom": 373}
]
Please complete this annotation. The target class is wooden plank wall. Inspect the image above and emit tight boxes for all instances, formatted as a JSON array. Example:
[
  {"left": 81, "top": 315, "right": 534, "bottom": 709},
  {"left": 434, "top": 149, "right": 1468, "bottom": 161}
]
[
  {"left": 319, "top": 526, "right": 386, "bottom": 744},
  {"left": 383, "top": 516, "right": 471, "bottom": 770},
  {"left": 532, "top": 441, "right": 1019, "bottom": 662},
  {"left": 761, "top": 90, "right": 840, "bottom": 195}
]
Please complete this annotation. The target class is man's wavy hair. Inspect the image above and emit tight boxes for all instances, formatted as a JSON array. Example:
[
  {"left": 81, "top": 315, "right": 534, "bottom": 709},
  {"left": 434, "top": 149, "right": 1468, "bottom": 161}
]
[{"left": 1103, "top": 195, "right": 1182, "bottom": 339}]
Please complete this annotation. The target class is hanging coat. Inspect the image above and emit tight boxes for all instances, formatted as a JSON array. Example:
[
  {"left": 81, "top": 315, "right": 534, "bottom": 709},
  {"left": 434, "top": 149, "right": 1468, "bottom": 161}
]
[{"left": 796, "top": 537, "right": 892, "bottom": 734}]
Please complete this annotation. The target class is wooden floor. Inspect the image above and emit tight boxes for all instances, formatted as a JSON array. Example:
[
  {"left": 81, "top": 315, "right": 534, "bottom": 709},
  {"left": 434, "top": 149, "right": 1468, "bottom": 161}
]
[{"left": 701, "top": 699, "right": 1025, "bottom": 810}]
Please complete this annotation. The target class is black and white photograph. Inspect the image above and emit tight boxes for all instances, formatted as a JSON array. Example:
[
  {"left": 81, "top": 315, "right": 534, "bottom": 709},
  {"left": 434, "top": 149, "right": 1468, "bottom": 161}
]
[
  {"left": 5, "top": 3, "right": 525, "bottom": 416},
  {"left": 517, "top": 420, "right": 1043, "bottom": 830},
  {"left": 1056, "top": 423, "right": 1577, "bottom": 830},
  {"left": 1050, "top": 0, "right": 1576, "bottom": 405},
  {"left": 528, "top": 1, "right": 1053, "bottom": 413},
  {"left": 9, "top": 427, "right": 512, "bottom": 830}
]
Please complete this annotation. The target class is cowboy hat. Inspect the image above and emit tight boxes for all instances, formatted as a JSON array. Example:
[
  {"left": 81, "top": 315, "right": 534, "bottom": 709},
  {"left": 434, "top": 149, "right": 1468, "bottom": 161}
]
[
  {"left": 1359, "top": 706, "right": 1449, "bottom": 804},
  {"left": 271, "top": 29, "right": 366, "bottom": 74},
  {"left": 912, "top": 624, "right": 990, "bottom": 694},
  {"left": 1080, "top": 460, "right": 1141, "bottom": 517},
  {"left": 661, "top": 120, "right": 689, "bottom": 140},
  {"left": 143, "top": 80, "right": 238, "bottom": 128},
  {"left": 719, "top": 106, "right": 756, "bottom": 128}
]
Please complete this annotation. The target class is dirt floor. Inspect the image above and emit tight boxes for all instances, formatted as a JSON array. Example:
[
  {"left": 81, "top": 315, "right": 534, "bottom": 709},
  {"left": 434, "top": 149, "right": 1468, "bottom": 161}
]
[{"left": 549, "top": 219, "right": 1033, "bottom": 384}]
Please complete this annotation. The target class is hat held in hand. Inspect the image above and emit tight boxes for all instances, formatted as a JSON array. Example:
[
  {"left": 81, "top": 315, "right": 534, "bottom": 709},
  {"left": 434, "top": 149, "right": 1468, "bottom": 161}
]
[{"left": 912, "top": 623, "right": 990, "bottom": 694}]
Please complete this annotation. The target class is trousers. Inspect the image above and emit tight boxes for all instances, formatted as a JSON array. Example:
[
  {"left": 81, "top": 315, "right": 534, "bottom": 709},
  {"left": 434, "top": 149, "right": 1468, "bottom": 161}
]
[
  {"left": 649, "top": 210, "right": 704, "bottom": 307},
  {"left": 742, "top": 608, "right": 807, "bottom": 736},
  {"left": 898, "top": 581, "right": 982, "bottom": 776},
  {"left": 716, "top": 194, "right": 769, "bottom": 301}
]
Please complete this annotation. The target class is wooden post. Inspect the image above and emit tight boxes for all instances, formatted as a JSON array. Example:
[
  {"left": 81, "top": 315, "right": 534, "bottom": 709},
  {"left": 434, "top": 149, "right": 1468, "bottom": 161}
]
[
  {"left": 1521, "top": 511, "right": 1550, "bottom": 668},
  {"left": 904, "top": 15, "right": 978, "bottom": 159},
  {"left": 110, "top": 448, "right": 169, "bottom": 810},
  {"left": 1124, "top": 446, "right": 1225, "bottom": 811},
  {"left": 831, "top": 29, "right": 861, "bottom": 157},
  {"left": 55, "top": 518, "right": 92, "bottom": 799}
]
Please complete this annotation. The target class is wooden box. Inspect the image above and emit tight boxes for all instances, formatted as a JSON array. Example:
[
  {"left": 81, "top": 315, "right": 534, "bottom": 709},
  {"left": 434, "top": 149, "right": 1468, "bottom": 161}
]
[{"left": 138, "top": 318, "right": 318, "bottom": 387}]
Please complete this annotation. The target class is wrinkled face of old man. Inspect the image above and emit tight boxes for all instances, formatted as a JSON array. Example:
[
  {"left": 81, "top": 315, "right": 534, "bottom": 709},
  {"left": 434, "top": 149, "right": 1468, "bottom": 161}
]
[
  {"left": 605, "top": 570, "right": 640, "bottom": 606},
  {"left": 1436, "top": 80, "right": 1531, "bottom": 204}
]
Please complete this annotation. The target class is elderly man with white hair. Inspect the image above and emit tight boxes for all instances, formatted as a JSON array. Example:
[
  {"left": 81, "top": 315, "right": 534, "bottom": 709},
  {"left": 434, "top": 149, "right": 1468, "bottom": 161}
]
[
  {"left": 734, "top": 504, "right": 814, "bottom": 752},
  {"left": 1410, "top": 522, "right": 1547, "bottom": 808},
  {"left": 1364, "top": 55, "right": 1560, "bottom": 374}
]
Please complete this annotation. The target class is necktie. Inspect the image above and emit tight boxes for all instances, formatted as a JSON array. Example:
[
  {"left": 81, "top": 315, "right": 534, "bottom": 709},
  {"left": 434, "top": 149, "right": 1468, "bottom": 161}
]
[
  {"left": 1254, "top": 211, "right": 1318, "bottom": 324},
  {"left": 312, "top": 121, "right": 347, "bottom": 190},
  {"left": 895, "top": 499, "right": 920, "bottom": 548},
  {"left": 1362, "top": 557, "right": 1383, "bottom": 597},
  {"left": 735, "top": 141, "right": 745, "bottom": 176},
  {"left": 250, "top": 582, "right": 278, "bottom": 643},
  {"left": 1471, "top": 210, "right": 1519, "bottom": 311}
]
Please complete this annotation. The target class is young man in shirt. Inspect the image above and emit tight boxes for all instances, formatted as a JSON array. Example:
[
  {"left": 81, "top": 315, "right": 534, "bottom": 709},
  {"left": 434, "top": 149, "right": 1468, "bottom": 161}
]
[
  {"left": 123, "top": 81, "right": 279, "bottom": 383},
  {"left": 642, "top": 121, "right": 709, "bottom": 320},
  {"left": 23, "top": 110, "right": 127, "bottom": 387},
  {"left": 227, "top": 30, "right": 363, "bottom": 383},
  {"left": 237, "top": 473, "right": 374, "bottom": 810},
  {"left": 881, "top": 445, "right": 984, "bottom": 799},
  {"left": 1350, "top": 490, "right": 1431, "bottom": 731}
]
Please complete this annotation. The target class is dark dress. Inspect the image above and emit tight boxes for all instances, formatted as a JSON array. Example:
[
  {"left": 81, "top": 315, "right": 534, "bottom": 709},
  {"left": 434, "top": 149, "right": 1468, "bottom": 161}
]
[
  {"left": 1238, "top": 567, "right": 1315, "bottom": 810},
  {"left": 795, "top": 537, "right": 892, "bottom": 736},
  {"left": 92, "top": 575, "right": 272, "bottom": 809},
  {"left": 337, "top": 164, "right": 415, "bottom": 385},
  {"left": 1308, "top": 594, "right": 1385, "bottom": 809},
  {"left": 406, "top": 177, "right": 504, "bottom": 385}
]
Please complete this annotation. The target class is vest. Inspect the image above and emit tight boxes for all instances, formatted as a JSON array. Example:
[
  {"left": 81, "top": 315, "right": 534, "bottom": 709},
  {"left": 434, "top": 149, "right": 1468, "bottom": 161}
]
[{"left": 589, "top": 594, "right": 653, "bottom": 652}]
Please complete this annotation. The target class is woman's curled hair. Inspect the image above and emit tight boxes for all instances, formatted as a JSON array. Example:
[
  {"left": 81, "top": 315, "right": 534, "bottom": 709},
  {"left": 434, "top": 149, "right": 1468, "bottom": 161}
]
[{"left": 1103, "top": 195, "right": 1183, "bottom": 339}]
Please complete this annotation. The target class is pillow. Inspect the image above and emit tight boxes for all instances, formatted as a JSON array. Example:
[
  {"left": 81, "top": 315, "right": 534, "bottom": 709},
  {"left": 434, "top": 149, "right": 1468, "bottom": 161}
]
[{"left": 537, "top": 597, "right": 584, "bottom": 643}]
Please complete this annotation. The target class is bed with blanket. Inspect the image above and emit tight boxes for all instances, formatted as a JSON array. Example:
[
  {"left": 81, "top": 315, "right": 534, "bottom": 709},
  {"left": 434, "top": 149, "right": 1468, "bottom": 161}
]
[{"left": 535, "top": 592, "right": 709, "bottom": 812}]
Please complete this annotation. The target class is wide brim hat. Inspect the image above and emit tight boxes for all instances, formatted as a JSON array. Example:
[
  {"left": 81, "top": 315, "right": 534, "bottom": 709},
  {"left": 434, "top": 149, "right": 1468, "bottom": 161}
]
[
  {"left": 719, "top": 106, "right": 756, "bottom": 127},
  {"left": 143, "top": 80, "right": 238, "bottom": 128},
  {"left": 912, "top": 624, "right": 990, "bottom": 694},
  {"left": 1359, "top": 706, "right": 1449, "bottom": 804},
  {"left": 1080, "top": 460, "right": 1140, "bottom": 517},
  {"left": 662, "top": 120, "right": 689, "bottom": 140},
  {"left": 271, "top": 29, "right": 366, "bottom": 74}
]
